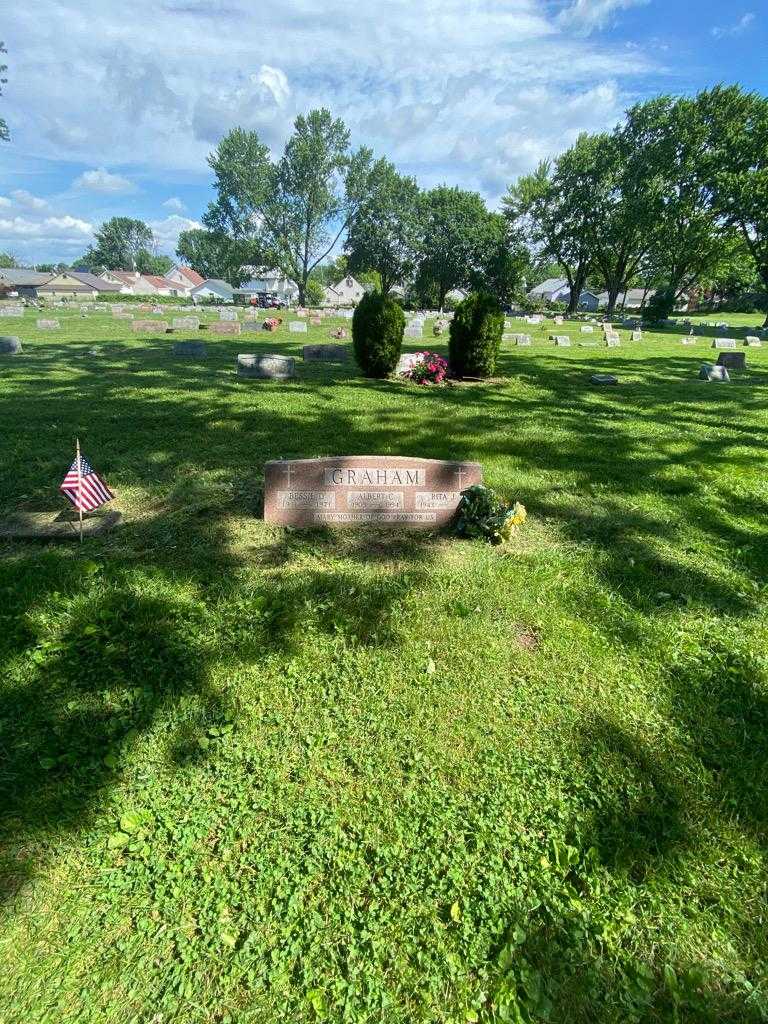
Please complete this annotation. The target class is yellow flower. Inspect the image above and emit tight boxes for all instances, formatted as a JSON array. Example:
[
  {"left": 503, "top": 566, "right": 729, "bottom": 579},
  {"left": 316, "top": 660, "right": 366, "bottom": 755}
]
[{"left": 510, "top": 502, "right": 527, "bottom": 526}]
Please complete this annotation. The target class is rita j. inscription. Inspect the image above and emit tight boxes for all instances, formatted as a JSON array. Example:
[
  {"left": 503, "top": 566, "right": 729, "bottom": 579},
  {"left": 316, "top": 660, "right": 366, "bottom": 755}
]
[{"left": 264, "top": 456, "right": 483, "bottom": 528}]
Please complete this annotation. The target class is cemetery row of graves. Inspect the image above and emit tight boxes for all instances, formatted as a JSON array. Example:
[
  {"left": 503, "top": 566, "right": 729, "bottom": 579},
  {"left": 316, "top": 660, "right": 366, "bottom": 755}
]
[{"left": 1, "top": 301, "right": 767, "bottom": 1022}]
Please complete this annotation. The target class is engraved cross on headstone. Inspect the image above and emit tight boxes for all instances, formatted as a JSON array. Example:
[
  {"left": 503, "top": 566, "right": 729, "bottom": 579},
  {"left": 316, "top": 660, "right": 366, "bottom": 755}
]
[
  {"left": 453, "top": 465, "right": 469, "bottom": 490},
  {"left": 282, "top": 462, "right": 295, "bottom": 488}
]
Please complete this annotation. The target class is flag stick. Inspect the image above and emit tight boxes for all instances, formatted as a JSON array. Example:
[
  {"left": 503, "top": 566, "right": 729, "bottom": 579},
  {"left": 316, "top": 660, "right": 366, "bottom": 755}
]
[{"left": 76, "top": 437, "right": 83, "bottom": 544}]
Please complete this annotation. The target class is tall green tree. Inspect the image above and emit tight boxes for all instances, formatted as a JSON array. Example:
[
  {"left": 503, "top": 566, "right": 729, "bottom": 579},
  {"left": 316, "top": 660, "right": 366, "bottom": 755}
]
[
  {"left": 205, "top": 109, "right": 373, "bottom": 305},
  {"left": 470, "top": 213, "right": 529, "bottom": 306},
  {"left": 579, "top": 132, "right": 656, "bottom": 317},
  {"left": 176, "top": 228, "right": 261, "bottom": 287},
  {"left": 504, "top": 149, "right": 592, "bottom": 314},
  {"left": 345, "top": 159, "right": 420, "bottom": 295},
  {"left": 621, "top": 96, "right": 721, "bottom": 302},
  {"left": 0, "top": 42, "right": 9, "bottom": 143},
  {"left": 696, "top": 85, "right": 768, "bottom": 326},
  {"left": 0, "top": 251, "right": 17, "bottom": 268},
  {"left": 84, "top": 217, "right": 156, "bottom": 272},
  {"left": 416, "top": 186, "right": 495, "bottom": 309}
]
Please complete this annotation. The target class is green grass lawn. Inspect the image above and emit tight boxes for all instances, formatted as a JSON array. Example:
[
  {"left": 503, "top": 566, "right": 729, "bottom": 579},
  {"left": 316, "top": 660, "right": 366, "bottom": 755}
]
[{"left": 1, "top": 307, "right": 767, "bottom": 1023}]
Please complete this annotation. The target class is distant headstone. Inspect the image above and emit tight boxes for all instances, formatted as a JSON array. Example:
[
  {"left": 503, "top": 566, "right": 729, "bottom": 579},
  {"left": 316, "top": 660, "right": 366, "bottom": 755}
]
[
  {"left": 745, "top": 336, "right": 762, "bottom": 347},
  {"left": 289, "top": 321, "right": 308, "bottom": 333},
  {"left": 114, "top": 312, "right": 134, "bottom": 320},
  {"left": 699, "top": 363, "right": 730, "bottom": 383},
  {"left": 209, "top": 321, "right": 242, "bottom": 335},
  {"left": 172, "top": 316, "right": 200, "bottom": 331},
  {"left": 554, "top": 336, "right": 571, "bottom": 346},
  {"left": 713, "top": 338, "right": 737, "bottom": 349},
  {"left": 681, "top": 338, "right": 696, "bottom": 345},
  {"left": 237, "top": 353, "right": 296, "bottom": 379},
  {"left": 590, "top": 373, "right": 618, "bottom": 386},
  {"left": 220, "top": 309, "right": 238, "bottom": 321},
  {"left": 396, "top": 352, "right": 424, "bottom": 374},
  {"left": 0, "top": 335, "right": 22, "bottom": 354},
  {"left": 242, "top": 319, "right": 264, "bottom": 331},
  {"left": 37, "top": 318, "right": 60, "bottom": 330},
  {"left": 172, "top": 341, "right": 207, "bottom": 358},
  {"left": 0, "top": 307, "right": 23, "bottom": 317},
  {"left": 405, "top": 323, "right": 423, "bottom": 338},
  {"left": 133, "top": 320, "right": 169, "bottom": 333},
  {"left": 310, "top": 317, "right": 323, "bottom": 326},
  {"left": 516, "top": 336, "right": 532, "bottom": 346},
  {"left": 717, "top": 351, "right": 746, "bottom": 370},
  {"left": 264, "top": 456, "right": 482, "bottom": 529},
  {"left": 606, "top": 338, "right": 620, "bottom": 348},
  {"left": 554, "top": 316, "right": 564, "bottom": 325},
  {"left": 580, "top": 326, "right": 593, "bottom": 333},
  {"left": 631, "top": 331, "right": 642, "bottom": 342},
  {"left": 303, "top": 344, "right": 349, "bottom": 362}
]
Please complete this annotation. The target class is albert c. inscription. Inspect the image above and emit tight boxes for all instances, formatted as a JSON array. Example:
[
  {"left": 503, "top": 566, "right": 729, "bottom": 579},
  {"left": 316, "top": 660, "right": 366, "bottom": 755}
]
[{"left": 264, "top": 456, "right": 482, "bottom": 528}]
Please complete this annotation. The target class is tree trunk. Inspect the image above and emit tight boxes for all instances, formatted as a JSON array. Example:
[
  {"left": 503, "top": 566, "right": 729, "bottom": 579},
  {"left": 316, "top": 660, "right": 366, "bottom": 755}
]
[
  {"left": 566, "top": 264, "right": 587, "bottom": 314},
  {"left": 605, "top": 285, "right": 621, "bottom": 318}
]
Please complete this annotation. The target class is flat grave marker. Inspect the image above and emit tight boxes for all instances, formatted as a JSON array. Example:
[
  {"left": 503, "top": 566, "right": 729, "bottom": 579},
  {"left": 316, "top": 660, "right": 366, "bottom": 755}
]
[
  {"left": 237, "top": 353, "right": 295, "bottom": 379},
  {"left": 209, "top": 321, "right": 242, "bottom": 335},
  {"left": 289, "top": 321, "right": 308, "bottom": 333},
  {"left": 303, "top": 344, "right": 349, "bottom": 362},
  {"left": 717, "top": 351, "right": 746, "bottom": 370},
  {"left": 172, "top": 316, "right": 200, "bottom": 331},
  {"left": 133, "top": 320, "right": 169, "bottom": 333},
  {"left": 37, "top": 319, "right": 60, "bottom": 330},
  {"left": 264, "top": 456, "right": 482, "bottom": 529},
  {"left": 713, "top": 338, "right": 737, "bottom": 350},
  {"left": 699, "top": 363, "right": 730, "bottom": 383},
  {"left": 172, "top": 341, "right": 207, "bottom": 359},
  {"left": 220, "top": 309, "right": 238, "bottom": 321},
  {"left": 0, "top": 336, "right": 22, "bottom": 354}
]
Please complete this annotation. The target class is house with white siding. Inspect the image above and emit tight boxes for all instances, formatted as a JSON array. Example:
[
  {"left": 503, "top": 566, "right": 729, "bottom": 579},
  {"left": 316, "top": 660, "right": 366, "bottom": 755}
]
[
  {"left": 190, "top": 279, "right": 235, "bottom": 303},
  {"left": 322, "top": 275, "right": 366, "bottom": 307}
]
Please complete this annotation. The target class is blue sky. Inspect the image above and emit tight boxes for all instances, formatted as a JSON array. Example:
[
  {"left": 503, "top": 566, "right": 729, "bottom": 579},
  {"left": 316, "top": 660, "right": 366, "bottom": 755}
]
[{"left": 1, "top": 0, "right": 766, "bottom": 264}]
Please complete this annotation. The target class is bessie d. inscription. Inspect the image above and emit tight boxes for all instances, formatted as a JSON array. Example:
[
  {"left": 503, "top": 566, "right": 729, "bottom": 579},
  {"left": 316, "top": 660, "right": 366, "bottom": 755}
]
[{"left": 264, "top": 456, "right": 482, "bottom": 528}]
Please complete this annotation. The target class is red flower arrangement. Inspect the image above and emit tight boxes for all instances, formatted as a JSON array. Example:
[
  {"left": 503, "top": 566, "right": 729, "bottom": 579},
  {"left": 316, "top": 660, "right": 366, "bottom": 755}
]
[{"left": 404, "top": 351, "right": 448, "bottom": 384}]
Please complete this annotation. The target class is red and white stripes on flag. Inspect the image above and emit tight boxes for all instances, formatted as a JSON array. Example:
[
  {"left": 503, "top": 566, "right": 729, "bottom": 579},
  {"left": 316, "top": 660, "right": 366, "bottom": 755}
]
[{"left": 60, "top": 455, "right": 114, "bottom": 513}]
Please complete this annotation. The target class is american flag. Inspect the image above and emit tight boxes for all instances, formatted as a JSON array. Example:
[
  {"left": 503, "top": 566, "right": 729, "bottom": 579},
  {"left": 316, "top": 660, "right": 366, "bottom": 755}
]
[{"left": 60, "top": 454, "right": 114, "bottom": 513}]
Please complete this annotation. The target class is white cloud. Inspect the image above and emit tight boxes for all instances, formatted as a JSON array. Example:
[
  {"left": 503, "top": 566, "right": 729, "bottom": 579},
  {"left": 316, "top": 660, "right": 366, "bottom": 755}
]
[
  {"left": 1, "top": 0, "right": 665, "bottom": 247},
  {"left": 0, "top": 196, "right": 12, "bottom": 208},
  {"left": 10, "top": 189, "right": 49, "bottom": 210},
  {"left": 254, "top": 65, "right": 290, "bottom": 106},
  {"left": 711, "top": 12, "right": 755, "bottom": 38},
  {"left": 557, "top": 0, "right": 649, "bottom": 33},
  {"left": 73, "top": 168, "right": 136, "bottom": 194},
  {"left": 150, "top": 214, "right": 203, "bottom": 252},
  {"left": 0, "top": 214, "right": 93, "bottom": 239}
]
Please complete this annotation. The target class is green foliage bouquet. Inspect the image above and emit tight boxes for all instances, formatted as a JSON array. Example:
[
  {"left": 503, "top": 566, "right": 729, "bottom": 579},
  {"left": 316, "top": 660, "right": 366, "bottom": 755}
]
[{"left": 454, "top": 484, "right": 527, "bottom": 544}]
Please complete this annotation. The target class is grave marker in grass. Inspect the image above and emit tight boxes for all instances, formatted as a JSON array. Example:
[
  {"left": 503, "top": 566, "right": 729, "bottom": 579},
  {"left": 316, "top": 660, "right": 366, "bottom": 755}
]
[{"left": 264, "top": 456, "right": 482, "bottom": 529}]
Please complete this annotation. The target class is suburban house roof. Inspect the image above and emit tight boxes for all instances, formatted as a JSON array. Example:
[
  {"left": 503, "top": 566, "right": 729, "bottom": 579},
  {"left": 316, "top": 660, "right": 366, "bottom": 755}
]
[
  {"left": 169, "top": 266, "right": 205, "bottom": 287},
  {"left": 597, "top": 288, "right": 657, "bottom": 306},
  {"left": 38, "top": 271, "right": 122, "bottom": 293},
  {"left": 527, "top": 277, "right": 569, "bottom": 298},
  {"left": 0, "top": 269, "right": 54, "bottom": 287},
  {"left": 191, "top": 279, "right": 234, "bottom": 294},
  {"left": 73, "top": 271, "right": 122, "bottom": 291},
  {"left": 141, "top": 275, "right": 173, "bottom": 291},
  {"left": 102, "top": 270, "right": 142, "bottom": 284}
]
